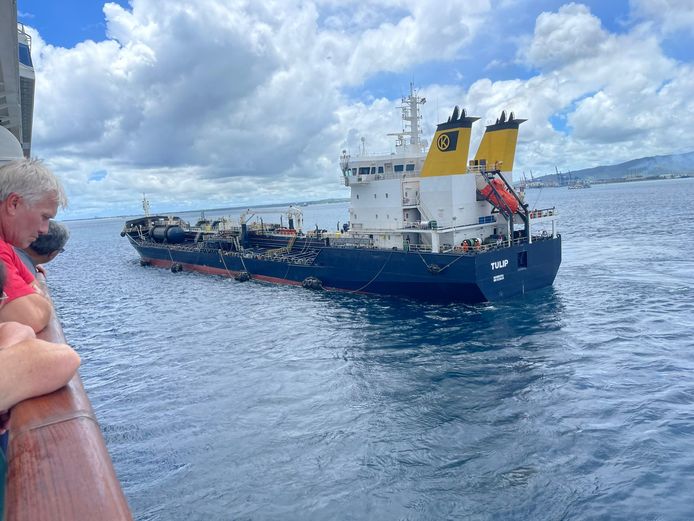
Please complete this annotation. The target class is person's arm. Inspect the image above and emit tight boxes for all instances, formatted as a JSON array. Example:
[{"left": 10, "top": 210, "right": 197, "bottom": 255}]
[
  {"left": 0, "top": 321, "right": 36, "bottom": 346},
  {"left": 0, "top": 292, "right": 53, "bottom": 332},
  {"left": 0, "top": 338, "right": 81, "bottom": 413}
]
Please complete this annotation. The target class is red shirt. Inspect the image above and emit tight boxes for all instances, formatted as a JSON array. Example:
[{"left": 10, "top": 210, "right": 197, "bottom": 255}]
[{"left": 0, "top": 239, "right": 35, "bottom": 302}]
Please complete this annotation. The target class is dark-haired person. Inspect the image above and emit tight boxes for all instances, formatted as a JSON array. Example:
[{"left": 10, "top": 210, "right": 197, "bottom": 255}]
[
  {"left": 0, "top": 158, "right": 67, "bottom": 332},
  {"left": 0, "top": 262, "right": 80, "bottom": 436},
  {"left": 15, "top": 220, "right": 69, "bottom": 275}
]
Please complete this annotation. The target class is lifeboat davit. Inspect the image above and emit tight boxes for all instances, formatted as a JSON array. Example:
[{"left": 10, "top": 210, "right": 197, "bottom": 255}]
[{"left": 479, "top": 178, "right": 519, "bottom": 213}]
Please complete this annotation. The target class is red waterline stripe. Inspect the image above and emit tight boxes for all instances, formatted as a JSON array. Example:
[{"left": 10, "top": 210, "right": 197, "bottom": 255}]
[
  {"left": 144, "top": 258, "right": 304, "bottom": 287},
  {"left": 142, "top": 257, "right": 367, "bottom": 294},
  {"left": 147, "top": 258, "right": 235, "bottom": 277}
]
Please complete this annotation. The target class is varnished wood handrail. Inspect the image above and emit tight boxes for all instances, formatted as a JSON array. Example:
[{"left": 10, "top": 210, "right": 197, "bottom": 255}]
[{"left": 3, "top": 278, "right": 132, "bottom": 521}]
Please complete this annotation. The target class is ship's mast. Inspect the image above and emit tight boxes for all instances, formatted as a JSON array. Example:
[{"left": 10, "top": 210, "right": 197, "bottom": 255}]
[
  {"left": 404, "top": 83, "right": 424, "bottom": 148},
  {"left": 389, "top": 83, "right": 427, "bottom": 154}
]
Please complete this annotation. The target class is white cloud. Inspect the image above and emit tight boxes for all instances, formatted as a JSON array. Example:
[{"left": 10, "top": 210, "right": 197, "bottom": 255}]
[
  {"left": 27, "top": 0, "right": 496, "bottom": 217},
  {"left": 630, "top": 0, "right": 694, "bottom": 34},
  {"left": 22, "top": 1, "right": 694, "bottom": 217},
  {"left": 523, "top": 3, "right": 608, "bottom": 70},
  {"left": 506, "top": 2, "right": 692, "bottom": 173}
]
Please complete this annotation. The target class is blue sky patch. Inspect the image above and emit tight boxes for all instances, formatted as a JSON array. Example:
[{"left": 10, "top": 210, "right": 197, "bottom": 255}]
[
  {"left": 88, "top": 170, "right": 108, "bottom": 182},
  {"left": 18, "top": 0, "right": 129, "bottom": 48}
]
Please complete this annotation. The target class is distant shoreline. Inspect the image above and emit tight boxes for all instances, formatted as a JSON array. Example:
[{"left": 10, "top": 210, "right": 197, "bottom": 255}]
[
  {"left": 63, "top": 198, "right": 351, "bottom": 223},
  {"left": 525, "top": 173, "right": 693, "bottom": 189}
]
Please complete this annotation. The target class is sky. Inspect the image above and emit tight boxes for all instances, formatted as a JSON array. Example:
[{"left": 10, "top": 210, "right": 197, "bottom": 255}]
[{"left": 15, "top": 0, "right": 694, "bottom": 218}]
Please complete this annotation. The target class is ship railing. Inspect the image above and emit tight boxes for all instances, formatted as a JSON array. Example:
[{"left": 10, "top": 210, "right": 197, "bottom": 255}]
[
  {"left": 402, "top": 219, "right": 455, "bottom": 230},
  {"left": 442, "top": 233, "right": 559, "bottom": 254},
  {"left": 266, "top": 251, "right": 320, "bottom": 265},
  {"left": 466, "top": 162, "right": 503, "bottom": 174},
  {"left": 441, "top": 241, "right": 502, "bottom": 254},
  {"left": 141, "top": 242, "right": 191, "bottom": 251},
  {"left": 406, "top": 243, "right": 430, "bottom": 252},
  {"left": 416, "top": 200, "right": 435, "bottom": 223},
  {"left": 527, "top": 206, "right": 557, "bottom": 219},
  {"left": 4, "top": 275, "right": 132, "bottom": 521},
  {"left": 235, "top": 250, "right": 319, "bottom": 265},
  {"left": 341, "top": 170, "right": 420, "bottom": 186},
  {"left": 530, "top": 231, "right": 557, "bottom": 242}
]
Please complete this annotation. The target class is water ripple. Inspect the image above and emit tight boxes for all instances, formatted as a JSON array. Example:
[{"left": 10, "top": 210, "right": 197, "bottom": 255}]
[{"left": 41, "top": 180, "right": 694, "bottom": 520}]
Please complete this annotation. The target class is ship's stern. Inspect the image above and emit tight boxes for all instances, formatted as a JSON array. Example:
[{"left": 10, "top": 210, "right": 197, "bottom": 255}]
[{"left": 474, "top": 236, "right": 562, "bottom": 301}]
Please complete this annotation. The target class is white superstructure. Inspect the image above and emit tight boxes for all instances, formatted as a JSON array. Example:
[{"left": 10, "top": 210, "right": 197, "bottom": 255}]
[
  {"left": 339, "top": 90, "right": 557, "bottom": 253},
  {"left": 0, "top": 0, "right": 34, "bottom": 157}
]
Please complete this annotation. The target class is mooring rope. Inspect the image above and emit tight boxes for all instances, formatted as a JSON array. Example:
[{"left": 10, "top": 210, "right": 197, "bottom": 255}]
[
  {"left": 239, "top": 252, "right": 250, "bottom": 277},
  {"left": 218, "top": 249, "right": 234, "bottom": 278},
  {"left": 349, "top": 252, "right": 393, "bottom": 293},
  {"left": 416, "top": 249, "right": 466, "bottom": 273}
]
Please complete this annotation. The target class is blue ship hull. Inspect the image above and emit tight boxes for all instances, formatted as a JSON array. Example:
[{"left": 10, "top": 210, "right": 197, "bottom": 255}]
[{"left": 126, "top": 234, "right": 561, "bottom": 303}]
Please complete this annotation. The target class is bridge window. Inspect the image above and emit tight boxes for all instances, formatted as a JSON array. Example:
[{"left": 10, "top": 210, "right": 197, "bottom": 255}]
[
  {"left": 18, "top": 43, "right": 32, "bottom": 67},
  {"left": 359, "top": 167, "right": 370, "bottom": 175},
  {"left": 394, "top": 165, "right": 404, "bottom": 172},
  {"left": 378, "top": 166, "right": 384, "bottom": 173},
  {"left": 405, "top": 164, "right": 415, "bottom": 171}
]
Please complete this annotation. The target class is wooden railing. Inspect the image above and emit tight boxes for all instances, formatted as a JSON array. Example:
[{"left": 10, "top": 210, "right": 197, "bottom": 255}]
[{"left": 3, "top": 278, "right": 132, "bottom": 521}]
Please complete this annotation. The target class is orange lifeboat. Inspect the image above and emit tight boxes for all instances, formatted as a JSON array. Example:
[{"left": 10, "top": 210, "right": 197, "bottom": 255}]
[{"left": 479, "top": 178, "right": 519, "bottom": 213}]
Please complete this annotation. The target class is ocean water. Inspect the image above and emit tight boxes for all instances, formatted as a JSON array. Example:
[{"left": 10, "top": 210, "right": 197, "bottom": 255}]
[{"left": 45, "top": 178, "right": 694, "bottom": 520}]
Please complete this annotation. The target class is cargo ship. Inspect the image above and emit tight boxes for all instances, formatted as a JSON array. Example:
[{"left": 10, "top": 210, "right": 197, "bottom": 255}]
[{"left": 122, "top": 87, "right": 561, "bottom": 302}]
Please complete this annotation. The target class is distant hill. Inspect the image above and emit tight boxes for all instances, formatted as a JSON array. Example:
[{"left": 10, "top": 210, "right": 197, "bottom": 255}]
[{"left": 536, "top": 151, "right": 694, "bottom": 184}]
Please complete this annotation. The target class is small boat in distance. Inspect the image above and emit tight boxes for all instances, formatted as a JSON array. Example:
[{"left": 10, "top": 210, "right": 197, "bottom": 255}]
[
  {"left": 122, "top": 86, "right": 561, "bottom": 302},
  {"left": 568, "top": 179, "right": 591, "bottom": 189}
]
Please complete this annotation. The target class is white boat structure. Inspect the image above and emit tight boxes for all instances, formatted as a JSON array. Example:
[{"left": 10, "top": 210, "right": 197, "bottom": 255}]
[
  {"left": 0, "top": 2, "right": 34, "bottom": 157},
  {"left": 339, "top": 85, "right": 557, "bottom": 255}
]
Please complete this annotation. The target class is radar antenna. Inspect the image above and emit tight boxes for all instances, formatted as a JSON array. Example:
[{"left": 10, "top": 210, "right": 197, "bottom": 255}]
[{"left": 387, "top": 82, "right": 427, "bottom": 154}]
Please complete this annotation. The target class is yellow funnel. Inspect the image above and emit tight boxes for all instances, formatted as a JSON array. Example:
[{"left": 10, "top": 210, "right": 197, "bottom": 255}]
[
  {"left": 420, "top": 106, "right": 479, "bottom": 177},
  {"left": 473, "top": 111, "right": 526, "bottom": 172}
]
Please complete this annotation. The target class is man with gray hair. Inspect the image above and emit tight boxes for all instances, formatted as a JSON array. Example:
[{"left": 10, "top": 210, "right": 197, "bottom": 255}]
[
  {"left": 16, "top": 220, "right": 69, "bottom": 274},
  {"left": 0, "top": 158, "right": 68, "bottom": 332}
]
